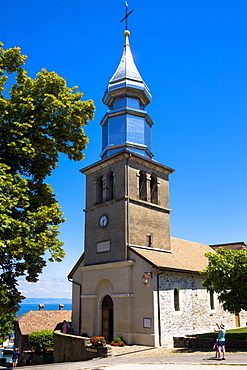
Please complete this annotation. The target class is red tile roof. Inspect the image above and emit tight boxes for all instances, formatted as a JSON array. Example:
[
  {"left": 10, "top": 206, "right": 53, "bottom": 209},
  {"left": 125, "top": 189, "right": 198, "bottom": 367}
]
[
  {"left": 129, "top": 237, "right": 216, "bottom": 273},
  {"left": 15, "top": 310, "right": 72, "bottom": 335}
]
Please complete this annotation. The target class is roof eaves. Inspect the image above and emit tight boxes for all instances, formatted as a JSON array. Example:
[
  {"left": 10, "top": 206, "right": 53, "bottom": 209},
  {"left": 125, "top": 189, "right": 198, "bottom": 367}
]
[
  {"left": 155, "top": 266, "right": 202, "bottom": 275},
  {"left": 67, "top": 253, "right": 84, "bottom": 279},
  {"left": 209, "top": 242, "right": 246, "bottom": 247}
]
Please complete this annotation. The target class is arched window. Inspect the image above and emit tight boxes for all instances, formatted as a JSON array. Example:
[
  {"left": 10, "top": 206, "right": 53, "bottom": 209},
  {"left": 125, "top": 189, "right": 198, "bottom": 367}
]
[
  {"left": 174, "top": 288, "right": 180, "bottom": 311},
  {"left": 139, "top": 170, "right": 147, "bottom": 201},
  {"left": 107, "top": 170, "right": 114, "bottom": 201},
  {"left": 150, "top": 174, "right": 158, "bottom": 204},
  {"left": 210, "top": 291, "right": 215, "bottom": 310},
  {"left": 96, "top": 175, "right": 103, "bottom": 204}
]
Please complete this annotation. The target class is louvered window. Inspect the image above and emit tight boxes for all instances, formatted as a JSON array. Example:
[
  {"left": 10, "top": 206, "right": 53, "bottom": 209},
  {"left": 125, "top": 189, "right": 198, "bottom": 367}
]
[
  {"left": 139, "top": 171, "right": 147, "bottom": 200},
  {"left": 150, "top": 174, "right": 158, "bottom": 204},
  {"left": 97, "top": 175, "right": 103, "bottom": 204}
]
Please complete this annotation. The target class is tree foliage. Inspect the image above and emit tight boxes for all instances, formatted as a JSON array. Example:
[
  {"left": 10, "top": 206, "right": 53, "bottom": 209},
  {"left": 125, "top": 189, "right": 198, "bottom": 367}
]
[
  {"left": 0, "top": 42, "right": 95, "bottom": 335},
  {"left": 201, "top": 247, "right": 247, "bottom": 314},
  {"left": 29, "top": 330, "right": 54, "bottom": 350}
]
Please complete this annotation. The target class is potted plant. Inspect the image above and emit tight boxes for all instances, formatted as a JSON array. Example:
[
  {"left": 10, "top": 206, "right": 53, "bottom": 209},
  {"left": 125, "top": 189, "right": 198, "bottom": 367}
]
[
  {"left": 110, "top": 337, "right": 126, "bottom": 346},
  {"left": 91, "top": 336, "right": 106, "bottom": 347}
]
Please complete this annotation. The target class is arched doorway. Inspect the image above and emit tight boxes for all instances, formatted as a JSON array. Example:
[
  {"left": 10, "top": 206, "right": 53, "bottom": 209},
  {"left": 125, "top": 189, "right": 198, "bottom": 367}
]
[{"left": 102, "top": 295, "right": 114, "bottom": 342}]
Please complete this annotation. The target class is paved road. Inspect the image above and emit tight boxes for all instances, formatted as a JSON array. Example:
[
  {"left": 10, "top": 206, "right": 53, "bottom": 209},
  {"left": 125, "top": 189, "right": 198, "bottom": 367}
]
[
  {"left": 13, "top": 365, "right": 247, "bottom": 370},
  {"left": 1, "top": 352, "right": 246, "bottom": 370}
]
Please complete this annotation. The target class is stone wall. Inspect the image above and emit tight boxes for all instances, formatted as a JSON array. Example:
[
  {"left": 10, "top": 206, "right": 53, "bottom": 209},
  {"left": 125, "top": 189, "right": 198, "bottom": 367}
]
[
  {"left": 174, "top": 336, "right": 247, "bottom": 349},
  {"left": 159, "top": 272, "right": 247, "bottom": 347},
  {"left": 33, "top": 352, "right": 54, "bottom": 365},
  {"left": 53, "top": 331, "right": 112, "bottom": 363}
]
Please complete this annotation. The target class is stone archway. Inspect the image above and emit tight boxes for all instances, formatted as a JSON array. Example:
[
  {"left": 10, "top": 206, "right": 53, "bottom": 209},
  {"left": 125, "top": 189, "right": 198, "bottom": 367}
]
[{"left": 102, "top": 294, "right": 114, "bottom": 342}]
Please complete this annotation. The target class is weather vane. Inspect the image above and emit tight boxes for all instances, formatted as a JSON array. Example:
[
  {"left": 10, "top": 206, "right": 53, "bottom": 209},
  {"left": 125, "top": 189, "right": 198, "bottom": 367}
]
[{"left": 120, "top": 2, "right": 134, "bottom": 30}]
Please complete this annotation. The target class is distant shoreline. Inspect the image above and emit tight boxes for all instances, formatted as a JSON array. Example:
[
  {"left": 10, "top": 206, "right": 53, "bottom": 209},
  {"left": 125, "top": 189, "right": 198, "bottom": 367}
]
[
  {"left": 21, "top": 298, "right": 72, "bottom": 304},
  {"left": 17, "top": 300, "right": 72, "bottom": 316}
]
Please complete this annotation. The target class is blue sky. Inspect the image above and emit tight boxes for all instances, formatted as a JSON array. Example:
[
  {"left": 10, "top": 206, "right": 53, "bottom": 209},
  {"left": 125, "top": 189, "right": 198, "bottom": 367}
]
[{"left": 2, "top": 0, "right": 247, "bottom": 298}]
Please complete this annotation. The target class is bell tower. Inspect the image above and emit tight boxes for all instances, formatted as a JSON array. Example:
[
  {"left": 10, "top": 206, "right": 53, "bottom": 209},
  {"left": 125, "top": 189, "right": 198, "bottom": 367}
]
[{"left": 81, "top": 27, "right": 174, "bottom": 266}]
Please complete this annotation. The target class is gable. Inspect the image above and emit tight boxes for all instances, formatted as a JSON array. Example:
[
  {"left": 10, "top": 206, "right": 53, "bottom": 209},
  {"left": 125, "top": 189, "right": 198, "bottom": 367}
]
[{"left": 68, "top": 253, "right": 84, "bottom": 279}]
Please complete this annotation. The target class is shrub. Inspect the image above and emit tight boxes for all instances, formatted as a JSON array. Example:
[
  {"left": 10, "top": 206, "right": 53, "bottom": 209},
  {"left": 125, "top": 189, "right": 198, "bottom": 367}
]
[
  {"left": 110, "top": 337, "right": 125, "bottom": 346},
  {"left": 113, "top": 337, "right": 122, "bottom": 343},
  {"left": 29, "top": 330, "right": 54, "bottom": 351},
  {"left": 81, "top": 333, "right": 89, "bottom": 337}
]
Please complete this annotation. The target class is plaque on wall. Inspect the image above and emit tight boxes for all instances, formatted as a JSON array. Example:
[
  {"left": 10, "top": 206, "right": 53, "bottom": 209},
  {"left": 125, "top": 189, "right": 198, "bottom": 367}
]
[
  {"left": 143, "top": 318, "right": 152, "bottom": 328},
  {"left": 97, "top": 241, "right": 111, "bottom": 253}
]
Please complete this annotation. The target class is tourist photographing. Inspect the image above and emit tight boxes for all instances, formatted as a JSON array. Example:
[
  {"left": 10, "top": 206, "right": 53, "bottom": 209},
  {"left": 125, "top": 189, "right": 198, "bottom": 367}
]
[{"left": 214, "top": 323, "right": 226, "bottom": 360}]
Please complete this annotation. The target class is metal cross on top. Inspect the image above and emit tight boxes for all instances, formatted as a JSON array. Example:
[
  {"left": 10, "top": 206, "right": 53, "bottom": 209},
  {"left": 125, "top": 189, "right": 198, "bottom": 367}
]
[{"left": 120, "top": 2, "right": 134, "bottom": 30}]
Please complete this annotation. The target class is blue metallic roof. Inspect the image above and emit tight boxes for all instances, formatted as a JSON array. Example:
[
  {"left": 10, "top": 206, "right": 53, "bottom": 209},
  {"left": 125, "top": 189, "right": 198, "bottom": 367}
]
[
  {"left": 101, "top": 30, "right": 154, "bottom": 160},
  {"left": 103, "top": 31, "right": 152, "bottom": 107},
  {"left": 109, "top": 32, "right": 143, "bottom": 83}
]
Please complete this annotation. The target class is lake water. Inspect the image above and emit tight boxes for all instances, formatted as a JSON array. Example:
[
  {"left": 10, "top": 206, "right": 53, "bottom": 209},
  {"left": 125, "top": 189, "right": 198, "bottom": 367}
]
[
  {"left": 0, "top": 299, "right": 72, "bottom": 363},
  {"left": 17, "top": 302, "right": 72, "bottom": 316},
  {"left": 0, "top": 348, "right": 13, "bottom": 364}
]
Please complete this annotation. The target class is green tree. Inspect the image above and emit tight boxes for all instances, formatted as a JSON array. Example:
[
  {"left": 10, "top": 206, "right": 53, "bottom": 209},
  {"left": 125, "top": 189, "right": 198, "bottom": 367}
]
[
  {"left": 0, "top": 42, "right": 95, "bottom": 336},
  {"left": 29, "top": 330, "right": 54, "bottom": 351},
  {"left": 201, "top": 247, "right": 247, "bottom": 314}
]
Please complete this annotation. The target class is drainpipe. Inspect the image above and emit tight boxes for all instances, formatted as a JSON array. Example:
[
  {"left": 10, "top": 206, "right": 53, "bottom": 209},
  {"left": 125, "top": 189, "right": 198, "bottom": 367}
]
[
  {"left": 68, "top": 278, "right": 82, "bottom": 335},
  {"left": 126, "top": 154, "right": 131, "bottom": 253},
  {"left": 157, "top": 270, "right": 165, "bottom": 346}
]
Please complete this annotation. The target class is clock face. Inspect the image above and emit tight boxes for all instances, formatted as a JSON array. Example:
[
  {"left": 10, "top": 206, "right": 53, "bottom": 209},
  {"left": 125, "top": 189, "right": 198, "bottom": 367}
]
[{"left": 99, "top": 215, "right": 108, "bottom": 227}]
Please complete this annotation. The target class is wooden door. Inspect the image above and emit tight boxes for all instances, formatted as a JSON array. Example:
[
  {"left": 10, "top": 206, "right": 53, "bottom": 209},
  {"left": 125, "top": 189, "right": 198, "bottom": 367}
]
[
  {"left": 235, "top": 314, "right": 240, "bottom": 327},
  {"left": 102, "top": 295, "right": 113, "bottom": 342}
]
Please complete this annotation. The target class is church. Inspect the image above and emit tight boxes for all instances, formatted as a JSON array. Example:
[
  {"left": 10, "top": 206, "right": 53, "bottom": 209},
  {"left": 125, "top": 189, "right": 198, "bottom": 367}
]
[{"left": 68, "top": 21, "right": 247, "bottom": 347}]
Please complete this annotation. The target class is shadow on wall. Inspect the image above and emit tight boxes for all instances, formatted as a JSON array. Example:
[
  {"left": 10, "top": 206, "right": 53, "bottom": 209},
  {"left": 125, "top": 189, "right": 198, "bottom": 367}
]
[{"left": 53, "top": 331, "right": 112, "bottom": 363}]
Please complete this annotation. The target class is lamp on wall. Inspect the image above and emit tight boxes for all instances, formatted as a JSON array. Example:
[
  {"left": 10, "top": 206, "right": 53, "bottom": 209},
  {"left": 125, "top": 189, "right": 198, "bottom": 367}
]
[{"left": 141, "top": 272, "right": 152, "bottom": 286}]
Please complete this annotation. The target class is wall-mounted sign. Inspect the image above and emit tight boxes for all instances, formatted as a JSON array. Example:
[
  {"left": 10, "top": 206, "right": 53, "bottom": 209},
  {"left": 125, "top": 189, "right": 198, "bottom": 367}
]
[
  {"left": 143, "top": 318, "right": 152, "bottom": 328},
  {"left": 97, "top": 241, "right": 110, "bottom": 253}
]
